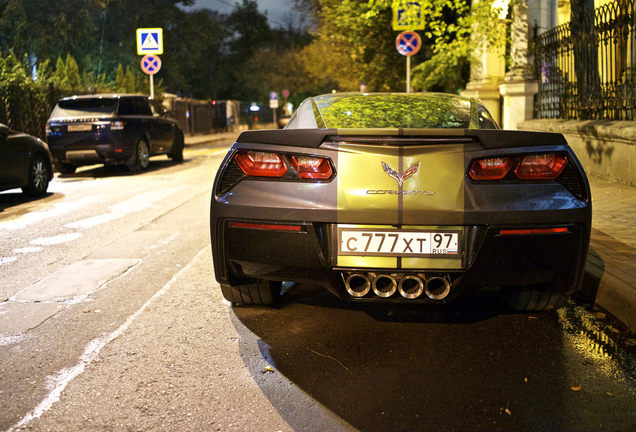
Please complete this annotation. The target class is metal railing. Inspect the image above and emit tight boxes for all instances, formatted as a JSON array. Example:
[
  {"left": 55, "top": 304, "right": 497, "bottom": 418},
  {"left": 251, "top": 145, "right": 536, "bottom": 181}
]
[{"left": 534, "top": 0, "right": 635, "bottom": 120}]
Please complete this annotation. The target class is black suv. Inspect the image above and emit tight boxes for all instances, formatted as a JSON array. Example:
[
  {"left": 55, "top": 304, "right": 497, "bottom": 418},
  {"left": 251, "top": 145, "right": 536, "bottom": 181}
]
[{"left": 46, "top": 94, "right": 184, "bottom": 173}]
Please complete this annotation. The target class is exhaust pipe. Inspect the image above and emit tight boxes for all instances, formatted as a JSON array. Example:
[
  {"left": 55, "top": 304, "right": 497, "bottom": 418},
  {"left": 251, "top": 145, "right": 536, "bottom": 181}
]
[
  {"left": 372, "top": 274, "right": 397, "bottom": 298},
  {"left": 398, "top": 275, "right": 424, "bottom": 299},
  {"left": 424, "top": 276, "right": 451, "bottom": 300},
  {"left": 345, "top": 273, "right": 371, "bottom": 297}
]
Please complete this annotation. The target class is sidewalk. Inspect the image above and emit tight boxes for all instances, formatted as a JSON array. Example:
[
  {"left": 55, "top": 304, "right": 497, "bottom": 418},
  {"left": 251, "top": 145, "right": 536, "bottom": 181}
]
[
  {"left": 584, "top": 176, "right": 636, "bottom": 333},
  {"left": 184, "top": 130, "right": 240, "bottom": 147},
  {"left": 184, "top": 131, "right": 636, "bottom": 332}
]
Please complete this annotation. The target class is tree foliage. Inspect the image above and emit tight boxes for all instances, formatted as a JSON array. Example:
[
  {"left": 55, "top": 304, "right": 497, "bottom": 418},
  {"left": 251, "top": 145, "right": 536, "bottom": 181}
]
[{"left": 295, "top": 0, "right": 509, "bottom": 93}]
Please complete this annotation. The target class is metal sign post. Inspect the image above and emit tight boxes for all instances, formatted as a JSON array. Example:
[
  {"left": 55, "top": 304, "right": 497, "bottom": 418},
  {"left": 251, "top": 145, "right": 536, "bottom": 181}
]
[
  {"left": 395, "top": 31, "right": 421, "bottom": 93},
  {"left": 140, "top": 55, "right": 161, "bottom": 99},
  {"left": 137, "top": 28, "right": 163, "bottom": 99},
  {"left": 269, "top": 92, "right": 279, "bottom": 126}
]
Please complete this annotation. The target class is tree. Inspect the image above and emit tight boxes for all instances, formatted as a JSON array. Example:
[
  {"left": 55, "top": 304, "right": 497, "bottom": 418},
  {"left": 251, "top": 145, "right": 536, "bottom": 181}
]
[{"left": 294, "top": 0, "right": 508, "bottom": 93}]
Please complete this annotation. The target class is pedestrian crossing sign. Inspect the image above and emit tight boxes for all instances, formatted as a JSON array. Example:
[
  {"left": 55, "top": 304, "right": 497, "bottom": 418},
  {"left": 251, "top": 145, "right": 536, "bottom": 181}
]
[
  {"left": 392, "top": 1, "right": 424, "bottom": 31},
  {"left": 136, "top": 28, "right": 163, "bottom": 55}
]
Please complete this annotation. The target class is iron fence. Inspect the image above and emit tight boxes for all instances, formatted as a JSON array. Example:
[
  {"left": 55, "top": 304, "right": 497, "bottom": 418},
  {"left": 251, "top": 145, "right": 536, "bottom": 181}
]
[{"left": 534, "top": 0, "right": 635, "bottom": 120}]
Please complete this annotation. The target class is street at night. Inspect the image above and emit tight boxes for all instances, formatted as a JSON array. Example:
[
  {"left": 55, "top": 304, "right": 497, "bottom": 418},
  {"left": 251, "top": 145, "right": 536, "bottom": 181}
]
[{"left": 1, "top": 141, "right": 634, "bottom": 431}]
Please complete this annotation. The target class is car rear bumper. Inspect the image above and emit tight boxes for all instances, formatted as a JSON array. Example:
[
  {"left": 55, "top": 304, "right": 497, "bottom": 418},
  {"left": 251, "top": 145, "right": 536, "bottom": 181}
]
[
  {"left": 211, "top": 217, "right": 590, "bottom": 304},
  {"left": 47, "top": 132, "right": 133, "bottom": 166}
]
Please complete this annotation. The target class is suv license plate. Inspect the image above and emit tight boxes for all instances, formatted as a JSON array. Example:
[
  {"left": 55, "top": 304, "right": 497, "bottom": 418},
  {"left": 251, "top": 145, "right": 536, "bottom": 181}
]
[
  {"left": 339, "top": 229, "right": 460, "bottom": 257},
  {"left": 67, "top": 124, "right": 92, "bottom": 132}
]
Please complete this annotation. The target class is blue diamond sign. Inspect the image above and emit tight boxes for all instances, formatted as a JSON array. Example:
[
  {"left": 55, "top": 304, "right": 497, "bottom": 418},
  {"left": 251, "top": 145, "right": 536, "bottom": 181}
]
[{"left": 136, "top": 28, "right": 163, "bottom": 55}]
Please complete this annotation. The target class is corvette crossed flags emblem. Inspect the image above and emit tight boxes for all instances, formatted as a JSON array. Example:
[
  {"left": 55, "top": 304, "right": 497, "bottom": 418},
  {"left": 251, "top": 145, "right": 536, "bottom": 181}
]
[{"left": 382, "top": 161, "right": 420, "bottom": 186}]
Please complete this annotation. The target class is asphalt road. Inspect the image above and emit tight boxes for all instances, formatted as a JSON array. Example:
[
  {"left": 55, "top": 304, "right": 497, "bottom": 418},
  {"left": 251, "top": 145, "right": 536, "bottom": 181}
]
[{"left": 0, "top": 142, "right": 634, "bottom": 431}]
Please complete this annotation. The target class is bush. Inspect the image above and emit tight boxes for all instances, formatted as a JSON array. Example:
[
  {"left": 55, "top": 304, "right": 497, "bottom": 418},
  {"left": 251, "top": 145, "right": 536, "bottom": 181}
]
[{"left": 0, "top": 53, "right": 59, "bottom": 139}]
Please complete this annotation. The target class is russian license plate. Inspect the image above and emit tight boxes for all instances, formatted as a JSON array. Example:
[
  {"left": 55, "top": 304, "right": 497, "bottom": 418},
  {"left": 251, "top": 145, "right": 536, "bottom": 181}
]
[
  {"left": 339, "top": 228, "right": 460, "bottom": 257},
  {"left": 67, "top": 124, "right": 92, "bottom": 132}
]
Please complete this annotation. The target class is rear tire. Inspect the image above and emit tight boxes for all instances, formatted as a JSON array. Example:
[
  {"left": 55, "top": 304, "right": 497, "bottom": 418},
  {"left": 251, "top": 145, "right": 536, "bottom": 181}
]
[
  {"left": 169, "top": 131, "right": 184, "bottom": 162},
  {"left": 220, "top": 280, "right": 281, "bottom": 306},
  {"left": 127, "top": 139, "right": 150, "bottom": 171},
  {"left": 22, "top": 154, "right": 50, "bottom": 196},
  {"left": 503, "top": 286, "right": 568, "bottom": 311}
]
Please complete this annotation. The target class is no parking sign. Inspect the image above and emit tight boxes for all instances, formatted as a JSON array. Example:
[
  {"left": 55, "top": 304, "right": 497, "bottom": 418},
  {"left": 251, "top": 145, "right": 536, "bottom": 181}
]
[
  {"left": 396, "top": 31, "right": 421, "bottom": 56},
  {"left": 140, "top": 55, "right": 161, "bottom": 75}
]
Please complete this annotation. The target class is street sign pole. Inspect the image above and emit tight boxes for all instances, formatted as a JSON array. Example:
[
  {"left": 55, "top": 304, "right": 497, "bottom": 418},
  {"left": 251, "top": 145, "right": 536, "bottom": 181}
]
[
  {"left": 269, "top": 92, "right": 279, "bottom": 127},
  {"left": 407, "top": 56, "right": 411, "bottom": 93},
  {"left": 393, "top": 2, "right": 423, "bottom": 94},
  {"left": 396, "top": 31, "right": 421, "bottom": 93},
  {"left": 137, "top": 28, "right": 163, "bottom": 100}
]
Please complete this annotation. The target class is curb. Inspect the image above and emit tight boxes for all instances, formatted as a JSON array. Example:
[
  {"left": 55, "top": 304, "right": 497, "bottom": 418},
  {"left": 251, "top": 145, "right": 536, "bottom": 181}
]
[{"left": 584, "top": 254, "right": 636, "bottom": 334}]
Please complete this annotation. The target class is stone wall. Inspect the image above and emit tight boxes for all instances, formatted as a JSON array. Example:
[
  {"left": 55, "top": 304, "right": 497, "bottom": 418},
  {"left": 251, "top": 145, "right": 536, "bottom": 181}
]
[{"left": 518, "top": 119, "right": 636, "bottom": 186}]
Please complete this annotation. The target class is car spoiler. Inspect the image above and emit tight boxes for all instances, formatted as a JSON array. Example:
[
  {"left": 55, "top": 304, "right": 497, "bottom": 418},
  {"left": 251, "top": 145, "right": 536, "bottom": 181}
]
[{"left": 236, "top": 128, "right": 568, "bottom": 150}]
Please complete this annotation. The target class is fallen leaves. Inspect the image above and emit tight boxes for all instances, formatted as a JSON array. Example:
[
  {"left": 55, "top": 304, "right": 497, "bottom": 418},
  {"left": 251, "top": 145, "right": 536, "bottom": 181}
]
[
  {"left": 570, "top": 386, "right": 582, "bottom": 391},
  {"left": 261, "top": 366, "right": 275, "bottom": 374},
  {"left": 500, "top": 402, "right": 512, "bottom": 416}
]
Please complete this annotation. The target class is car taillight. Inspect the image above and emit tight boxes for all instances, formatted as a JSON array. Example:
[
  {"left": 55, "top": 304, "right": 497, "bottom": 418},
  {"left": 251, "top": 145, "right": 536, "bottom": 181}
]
[
  {"left": 235, "top": 151, "right": 287, "bottom": 177},
  {"left": 289, "top": 155, "right": 333, "bottom": 179},
  {"left": 469, "top": 153, "right": 569, "bottom": 181},
  {"left": 111, "top": 121, "right": 125, "bottom": 130},
  {"left": 468, "top": 157, "right": 514, "bottom": 180},
  {"left": 515, "top": 153, "right": 568, "bottom": 180}
]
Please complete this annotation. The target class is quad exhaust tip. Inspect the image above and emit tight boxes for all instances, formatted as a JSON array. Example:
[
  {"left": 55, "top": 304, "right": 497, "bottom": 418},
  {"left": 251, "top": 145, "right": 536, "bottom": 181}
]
[
  {"left": 344, "top": 272, "right": 453, "bottom": 301},
  {"left": 398, "top": 275, "right": 425, "bottom": 299},
  {"left": 345, "top": 273, "right": 371, "bottom": 297},
  {"left": 424, "top": 276, "right": 451, "bottom": 300},
  {"left": 372, "top": 274, "right": 397, "bottom": 298}
]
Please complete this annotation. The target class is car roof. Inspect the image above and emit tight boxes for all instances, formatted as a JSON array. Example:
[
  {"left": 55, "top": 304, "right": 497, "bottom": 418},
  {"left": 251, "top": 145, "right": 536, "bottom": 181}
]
[{"left": 59, "top": 94, "right": 147, "bottom": 101}]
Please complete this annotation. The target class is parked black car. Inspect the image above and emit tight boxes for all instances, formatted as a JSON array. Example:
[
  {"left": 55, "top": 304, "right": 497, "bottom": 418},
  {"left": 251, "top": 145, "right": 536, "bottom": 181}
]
[
  {"left": 46, "top": 94, "right": 184, "bottom": 173},
  {"left": 0, "top": 123, "right": 53, "bottom": 196}
]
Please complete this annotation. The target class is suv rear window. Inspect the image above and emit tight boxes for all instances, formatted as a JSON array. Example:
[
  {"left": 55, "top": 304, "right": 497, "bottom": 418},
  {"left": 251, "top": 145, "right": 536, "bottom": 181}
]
[
  {"left": 118, "top": 98, "right": 152, "bottom": 116},
  {"left": 51, "top": 98, "right": 117, "bottom": 119}
]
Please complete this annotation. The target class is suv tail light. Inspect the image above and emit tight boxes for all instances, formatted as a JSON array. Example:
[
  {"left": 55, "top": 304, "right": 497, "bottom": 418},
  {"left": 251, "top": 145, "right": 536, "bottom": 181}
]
[
  {"left": 235, "top": 151, "right": 287, "bottom": 177},
  {"left": 515, "top": 154, "right": 568, "bottom": 180},
  {"left": 468, "top": 157, "right": 514, "bottom": 180},
  {"left": 289, "top": 155, "right": 333, "bottom": 179}
]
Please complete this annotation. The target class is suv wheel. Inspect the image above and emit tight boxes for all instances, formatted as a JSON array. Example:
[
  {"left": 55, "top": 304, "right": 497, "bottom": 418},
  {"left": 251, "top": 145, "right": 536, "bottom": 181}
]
[
  {"left": 127, "top": 139, "right": 150, "bottom": 171},
  {"left": 169, "top": 131, "right": 184, "bottom": 162}
]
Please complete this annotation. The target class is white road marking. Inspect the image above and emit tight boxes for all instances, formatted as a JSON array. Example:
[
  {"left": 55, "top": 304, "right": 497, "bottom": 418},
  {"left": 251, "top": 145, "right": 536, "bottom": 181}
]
[
  {"left": 13, "top": 247, "right": 44, "bottom": 254},
  {"left": 30, "top": 233, "right": 82, "bottom": 246},
  {"left": 0, "top": 333, "right": 25, "bottom": 346},
  {"left": 0, "top": 257, "right": 18, "bottom": 266},
  {"left": 0, "top": 196, "right": 103, "bottom": 231},
  {"left": 9, "top": 246, "right": 208, "bottom": 432},
  {"left": 65, "top": 188, "right": 184, "bottom": 229}
]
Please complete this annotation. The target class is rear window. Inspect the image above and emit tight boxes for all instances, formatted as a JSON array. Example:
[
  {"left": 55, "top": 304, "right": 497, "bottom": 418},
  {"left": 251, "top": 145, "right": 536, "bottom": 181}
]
[
  {"left": 50, "top": 98, "right": 117, "bottom": 119},
  {"left": 314, "top": 93, "right": 472, "bottom": 129}
]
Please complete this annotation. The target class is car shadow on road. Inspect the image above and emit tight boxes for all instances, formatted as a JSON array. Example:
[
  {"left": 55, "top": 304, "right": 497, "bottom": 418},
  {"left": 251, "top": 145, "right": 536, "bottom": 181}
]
[
  {"left": 229, "top": 285, "right": 584, "bottom": 432},
  {"left": 0, "top": 191, "right": 58, "bottom": 213},
  {"left": 56, "top": 159, "right": 186, "bottom": 179}
]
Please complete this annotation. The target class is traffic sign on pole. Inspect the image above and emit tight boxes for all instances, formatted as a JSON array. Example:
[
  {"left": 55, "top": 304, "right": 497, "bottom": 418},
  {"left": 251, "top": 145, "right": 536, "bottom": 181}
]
[
  {"left": 392, "top": 1, "right": 424, "bottom": 31},
  {"left": 140, "top": 55, "right": 161, "bottom": 100},
  {"left": 395, "top": 31, "right": 421, "bottom": 56},
  {"left": 269, "top": 92, "right": 279, "bottom": 109},
  {"left": 136, "top": 28, "right": 163, "bottom": 55},
  {"left": 140, "top": 55, "right": 161, "bottom": 75},
  {"left": 395, "top": 31, "right": 421, "bottom": 93}
]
